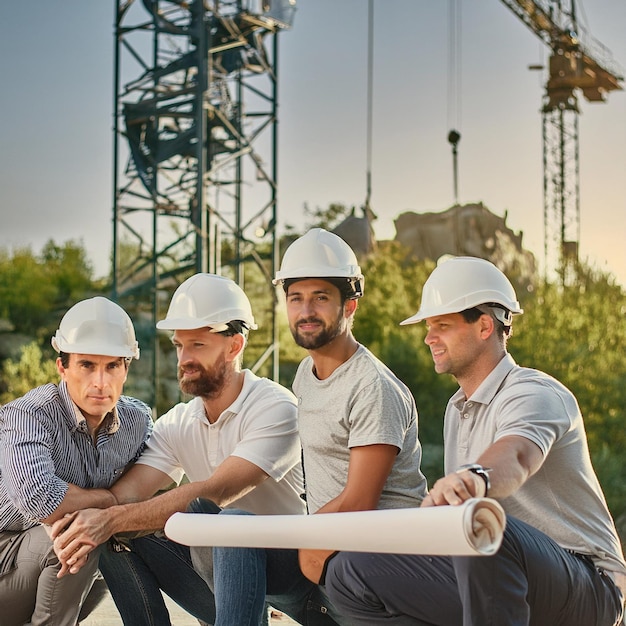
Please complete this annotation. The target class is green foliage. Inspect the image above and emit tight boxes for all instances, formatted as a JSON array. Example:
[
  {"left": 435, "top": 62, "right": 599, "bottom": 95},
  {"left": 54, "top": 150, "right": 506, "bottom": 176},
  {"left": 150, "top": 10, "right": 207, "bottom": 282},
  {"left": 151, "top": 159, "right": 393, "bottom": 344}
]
[
  {"left": 353, "top": 242, "right": 456, "bottom": 450},
  {"left": 510, "top": 265, "right": 626, "bottom": 524},
  {"left": 0, "top": 342, "right": 58, "bottom": 404},
  {"left": 0, "top": 240, "right": 97, "bottom": 339}
]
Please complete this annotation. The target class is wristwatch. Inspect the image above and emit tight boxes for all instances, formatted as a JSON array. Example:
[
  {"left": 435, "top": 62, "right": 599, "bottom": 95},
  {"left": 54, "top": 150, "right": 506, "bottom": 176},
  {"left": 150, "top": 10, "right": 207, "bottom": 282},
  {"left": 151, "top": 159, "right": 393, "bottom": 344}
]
[{"left": 456, "top": 464, "right": 492, "bottom": 497}]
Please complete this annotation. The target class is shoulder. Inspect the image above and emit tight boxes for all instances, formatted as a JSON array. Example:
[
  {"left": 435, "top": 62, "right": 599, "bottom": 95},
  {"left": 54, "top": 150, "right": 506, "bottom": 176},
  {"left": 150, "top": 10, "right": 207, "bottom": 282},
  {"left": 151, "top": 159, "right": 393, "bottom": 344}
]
[
  {"left": 1, "top": 383, "right": 61, "bottom": 416},
  {"left": 242, "top": 371, "right": 297, "bottom": 407},
  {"left": 503, "top": 366, "right": 576, "bottom": 406},
  {"left": 351, "top": 346, "right": 411, "bottom": 394},
  {"left": 117, "top": 395, "right": 152, "bottom": 419}
]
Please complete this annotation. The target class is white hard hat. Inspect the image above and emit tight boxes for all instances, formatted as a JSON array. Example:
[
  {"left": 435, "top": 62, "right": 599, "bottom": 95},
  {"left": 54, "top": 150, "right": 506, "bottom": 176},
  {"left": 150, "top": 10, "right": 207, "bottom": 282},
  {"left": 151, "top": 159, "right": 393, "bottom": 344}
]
[
  {"left": 273, "top": 228, "right": 364, "bottom": 299},
  {"left": 157, "top": 273, "right": 258, "bottom": 331},
  {"left": 51, "top": 296, "right": 140, "bottom": 359},
  {"left": 400, "top": 256, "right": 523, "bottom": 325}
]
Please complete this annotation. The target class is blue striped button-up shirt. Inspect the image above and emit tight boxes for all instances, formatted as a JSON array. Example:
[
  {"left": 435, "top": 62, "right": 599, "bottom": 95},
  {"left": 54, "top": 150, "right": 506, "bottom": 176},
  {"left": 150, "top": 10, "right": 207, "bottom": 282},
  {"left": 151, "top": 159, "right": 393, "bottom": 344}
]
[{"left": 0, "top": 381, "right": 152, "bottom": 532}]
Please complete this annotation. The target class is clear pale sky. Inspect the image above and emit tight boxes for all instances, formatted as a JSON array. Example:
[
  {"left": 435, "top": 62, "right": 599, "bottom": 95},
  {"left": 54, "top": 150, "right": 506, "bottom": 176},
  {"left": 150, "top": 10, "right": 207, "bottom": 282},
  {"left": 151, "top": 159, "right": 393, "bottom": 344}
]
[{"left": 1, "top": 1, "right": 624, "bottom": 283}]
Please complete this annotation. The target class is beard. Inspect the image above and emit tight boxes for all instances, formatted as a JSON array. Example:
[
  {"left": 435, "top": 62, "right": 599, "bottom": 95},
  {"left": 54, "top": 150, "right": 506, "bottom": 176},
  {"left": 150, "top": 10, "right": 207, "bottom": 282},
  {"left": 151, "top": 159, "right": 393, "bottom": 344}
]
[
  {"left": 178, "top": 353, "right": 228, "bottom": 398},
  {"left": 290, "top": 315, "right": 344, "bottom": 350}
]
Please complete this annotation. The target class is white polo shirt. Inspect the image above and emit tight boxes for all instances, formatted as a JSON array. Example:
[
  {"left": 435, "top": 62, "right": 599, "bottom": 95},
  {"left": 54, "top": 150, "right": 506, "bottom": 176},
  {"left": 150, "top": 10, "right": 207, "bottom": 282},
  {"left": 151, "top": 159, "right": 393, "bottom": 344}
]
[{"left": 137, "top": 370, "right": 305, "bottom": 516}]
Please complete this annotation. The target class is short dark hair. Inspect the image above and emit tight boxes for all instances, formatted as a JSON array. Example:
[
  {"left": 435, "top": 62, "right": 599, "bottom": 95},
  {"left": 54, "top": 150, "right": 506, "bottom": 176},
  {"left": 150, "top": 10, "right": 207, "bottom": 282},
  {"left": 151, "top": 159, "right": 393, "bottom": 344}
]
[
  {"left": 459, "top": 307, "right": 483, "bottom": 324},
  {"left": 460, "top": 307, "right": 511, "bottom": 339},
  {"left": 217, "top": 321, "right": 250, "bottom": 339},
  {"left": 59, "top": 351, "right": 70, "bottom": 368},
  {"left": 283, "top": 277, "right": 360, "bottom": 304},
  {"left": 58, "top": 351, "right": 131, "bottom": 368}
]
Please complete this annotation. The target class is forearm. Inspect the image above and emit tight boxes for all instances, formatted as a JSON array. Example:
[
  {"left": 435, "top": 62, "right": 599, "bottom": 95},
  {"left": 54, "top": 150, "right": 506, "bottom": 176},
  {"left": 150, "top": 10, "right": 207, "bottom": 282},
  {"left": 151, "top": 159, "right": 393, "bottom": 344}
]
[
  {"left": 475, "top": 458, "right": 527, "bottom": 499},
  {"left": 477, "top": 436, "right": 544, "bottom": 499},
  {"left": 41, "top": 485, "right": 117, "bottom": 524},
  {"left": 106, "top": 481, "right": 210, "bottom": 534}
]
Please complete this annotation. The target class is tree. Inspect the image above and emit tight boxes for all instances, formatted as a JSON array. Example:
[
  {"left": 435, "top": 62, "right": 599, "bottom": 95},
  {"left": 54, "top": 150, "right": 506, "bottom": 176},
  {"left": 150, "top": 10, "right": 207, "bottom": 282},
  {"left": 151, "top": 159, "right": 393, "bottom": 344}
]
[
  {"left": 0, "top": 240, "right": 98, "bottom": 339},
  {"left": 0, "top": 342, "right": 58, "bottom": 404},
  {"left": 510, "top": 264, "right": 626, "bottom": 523}
]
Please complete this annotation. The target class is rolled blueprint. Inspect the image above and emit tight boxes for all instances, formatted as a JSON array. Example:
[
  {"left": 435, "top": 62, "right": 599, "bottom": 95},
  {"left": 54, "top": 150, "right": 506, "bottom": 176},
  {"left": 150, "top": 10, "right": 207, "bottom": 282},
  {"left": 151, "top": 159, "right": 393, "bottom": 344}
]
[{"left": 165, "top": 498, "right": 505, "bottom": 556}]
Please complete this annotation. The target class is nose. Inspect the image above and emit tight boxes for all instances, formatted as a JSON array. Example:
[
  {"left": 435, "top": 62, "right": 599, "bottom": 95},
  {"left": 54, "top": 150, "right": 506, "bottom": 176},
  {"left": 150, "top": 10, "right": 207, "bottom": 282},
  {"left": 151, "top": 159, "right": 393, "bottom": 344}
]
[
  {"left": 424, "top": 328, "right": 436, "bottom": 346},
  {"left": 291, "top": 298, "right": 315, "bottom": 319},
  {"left": 92, "top": 368, "right": 107, "bottom": 388},
  {"left": 177, "top": 345, "right": 194, "bottom": 365}
]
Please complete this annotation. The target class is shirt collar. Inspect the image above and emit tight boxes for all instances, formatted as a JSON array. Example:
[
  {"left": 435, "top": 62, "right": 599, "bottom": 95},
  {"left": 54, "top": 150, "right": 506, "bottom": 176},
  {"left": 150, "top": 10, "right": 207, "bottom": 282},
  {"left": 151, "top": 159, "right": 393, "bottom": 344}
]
[
  {"left": 190, "top": 369, "right": 257, "bottom": 425},
  {"left": 452, "top": 353, "right": 517, "bottom": 408},
  {"left": 61, "top": 383, "right": 120, "bottom": 435},
  {"left": 217, "top": 369, "right": 256, "bottom": 421}
]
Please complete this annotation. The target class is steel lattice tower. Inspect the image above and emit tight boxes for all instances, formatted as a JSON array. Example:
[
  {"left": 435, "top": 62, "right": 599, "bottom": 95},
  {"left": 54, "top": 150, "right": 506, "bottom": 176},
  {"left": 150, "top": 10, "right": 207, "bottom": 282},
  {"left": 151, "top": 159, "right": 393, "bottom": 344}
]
[
  {"left": 499, "top": 0, "right": 622, "bottom": 283},
  {"left": 112, "top": 0, "right": 295, "bottom": 411}
]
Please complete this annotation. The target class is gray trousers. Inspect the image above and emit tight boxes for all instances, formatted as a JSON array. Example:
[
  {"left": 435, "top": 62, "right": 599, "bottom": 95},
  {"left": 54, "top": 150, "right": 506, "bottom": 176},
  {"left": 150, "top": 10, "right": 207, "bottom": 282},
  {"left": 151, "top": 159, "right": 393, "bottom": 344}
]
[
  {"left": 325, "top": 516, "right": 625, "bottom": 626},
  {"left": 0, "top": 525, "right": 101, "bottom": 626}
]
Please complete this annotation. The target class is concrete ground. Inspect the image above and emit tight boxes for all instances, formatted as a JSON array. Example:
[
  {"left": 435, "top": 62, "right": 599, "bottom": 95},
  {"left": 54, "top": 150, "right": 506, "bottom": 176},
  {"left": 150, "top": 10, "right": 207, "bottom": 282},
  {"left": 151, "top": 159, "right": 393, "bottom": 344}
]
[{"left": 81, "top": 589, "right": 298, "bottom": 625}]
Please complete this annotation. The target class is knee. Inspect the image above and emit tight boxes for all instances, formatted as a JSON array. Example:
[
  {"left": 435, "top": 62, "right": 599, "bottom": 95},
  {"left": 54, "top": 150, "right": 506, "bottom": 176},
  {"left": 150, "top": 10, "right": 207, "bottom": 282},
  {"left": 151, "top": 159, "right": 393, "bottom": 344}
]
[
  {"left": 218, "top": 508, "right": 253, "bottom": 517},
  {"left": 187, "top": 497, "right": 221, "bottom": 515},
  {"left": 323, "top": 553, "right": 368, "bottom": 609}
]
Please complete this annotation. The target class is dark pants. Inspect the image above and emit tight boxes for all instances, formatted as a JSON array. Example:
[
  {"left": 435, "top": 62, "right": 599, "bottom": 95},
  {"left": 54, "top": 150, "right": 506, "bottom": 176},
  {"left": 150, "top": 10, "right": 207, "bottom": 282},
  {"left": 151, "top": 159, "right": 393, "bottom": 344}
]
[
  {"left": 99, "top": 533, "right": 216, "bottom": 625},
  {"left": 325, "top": 516, "right": 625, "bottom": 626}
]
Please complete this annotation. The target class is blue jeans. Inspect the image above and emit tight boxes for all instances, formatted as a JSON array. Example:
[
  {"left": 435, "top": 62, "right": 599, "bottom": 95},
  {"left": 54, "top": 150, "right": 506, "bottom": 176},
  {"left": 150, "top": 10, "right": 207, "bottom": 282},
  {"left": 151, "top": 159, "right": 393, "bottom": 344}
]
[
  {"left": 325, "top": 516, "right": 625, "bottom": 626},
  {"left": 209, "top": 509, "right": 347, "bottom": 626},
  {"left": 99, "top": 533, "right": 216, "bottom": 625}
]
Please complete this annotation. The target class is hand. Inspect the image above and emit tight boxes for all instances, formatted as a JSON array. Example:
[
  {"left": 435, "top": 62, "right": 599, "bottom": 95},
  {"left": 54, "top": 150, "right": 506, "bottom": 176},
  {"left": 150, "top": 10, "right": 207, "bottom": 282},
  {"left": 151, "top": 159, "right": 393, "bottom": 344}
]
[
  {"left": 421, "top": 470, "right": 484, "bottom": 507},
  {"left": 51, "top": 508, "right": 112, "bottom": 577}
]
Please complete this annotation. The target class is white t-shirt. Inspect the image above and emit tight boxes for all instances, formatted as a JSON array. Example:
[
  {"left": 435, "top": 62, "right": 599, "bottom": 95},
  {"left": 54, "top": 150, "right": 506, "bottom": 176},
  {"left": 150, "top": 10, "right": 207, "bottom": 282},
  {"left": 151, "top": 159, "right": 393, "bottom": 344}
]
[
  {"left": 294, "top": 344, "right": 427, "bottom": 514},
  {"left": 137, "top": 370, "right": 306, "bottom": 516}
]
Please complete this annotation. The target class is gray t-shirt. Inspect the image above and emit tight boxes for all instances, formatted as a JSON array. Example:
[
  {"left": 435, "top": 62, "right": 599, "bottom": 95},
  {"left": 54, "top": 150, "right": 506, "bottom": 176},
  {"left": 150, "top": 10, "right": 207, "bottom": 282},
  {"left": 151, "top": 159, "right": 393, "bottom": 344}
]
[
  {"left": 293, "top": 344, "right": 427, "bottom": 514},
  {"left": 444, "top": 353, "right": 626, "bottom": 576}
]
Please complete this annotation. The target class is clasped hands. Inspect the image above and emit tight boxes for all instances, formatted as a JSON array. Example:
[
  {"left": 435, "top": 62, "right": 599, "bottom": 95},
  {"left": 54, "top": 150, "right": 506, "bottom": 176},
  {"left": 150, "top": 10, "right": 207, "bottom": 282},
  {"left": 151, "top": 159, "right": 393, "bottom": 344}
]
[{"left": 51, "top": 508, "right": 110, "bottom": 578}]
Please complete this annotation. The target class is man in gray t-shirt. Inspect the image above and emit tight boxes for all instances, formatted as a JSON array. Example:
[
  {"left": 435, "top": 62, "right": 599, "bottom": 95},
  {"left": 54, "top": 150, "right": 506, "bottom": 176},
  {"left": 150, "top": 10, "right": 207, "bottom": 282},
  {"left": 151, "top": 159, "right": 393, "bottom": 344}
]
[
  {"left": 210, "top": 228, "right": 428, "bottom": 626},
  {"left": 324, "top": 256, "right": 625, "bottom": 626}
]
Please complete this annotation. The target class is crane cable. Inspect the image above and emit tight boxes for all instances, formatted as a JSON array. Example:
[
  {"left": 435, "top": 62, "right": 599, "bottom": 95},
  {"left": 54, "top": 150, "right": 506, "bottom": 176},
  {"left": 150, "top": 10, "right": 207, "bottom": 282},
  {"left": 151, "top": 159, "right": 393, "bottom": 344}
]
[
  {"left": 447, "top": 0, "right": 462, "bottom": 205},
  {"left": 365, "top": 0, "right": 374, "bottom": 213},
  {"left": 447, "top": 0, "right": 462, "bottom": 132}
]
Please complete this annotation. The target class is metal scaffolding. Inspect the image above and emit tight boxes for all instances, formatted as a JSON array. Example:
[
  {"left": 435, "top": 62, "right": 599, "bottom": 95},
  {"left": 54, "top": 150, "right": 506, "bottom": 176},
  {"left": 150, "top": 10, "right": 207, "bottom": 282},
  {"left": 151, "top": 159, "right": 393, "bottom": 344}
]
[{"left": 112, "top": 0, "right": 295, "bottom": 411}]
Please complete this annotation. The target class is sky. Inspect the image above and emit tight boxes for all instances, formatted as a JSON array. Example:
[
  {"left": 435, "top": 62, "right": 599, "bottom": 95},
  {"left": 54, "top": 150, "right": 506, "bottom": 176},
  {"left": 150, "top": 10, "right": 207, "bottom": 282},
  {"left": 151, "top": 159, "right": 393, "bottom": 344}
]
[{"left": 1, "top": 1, "right": 624, "bottom": 284}]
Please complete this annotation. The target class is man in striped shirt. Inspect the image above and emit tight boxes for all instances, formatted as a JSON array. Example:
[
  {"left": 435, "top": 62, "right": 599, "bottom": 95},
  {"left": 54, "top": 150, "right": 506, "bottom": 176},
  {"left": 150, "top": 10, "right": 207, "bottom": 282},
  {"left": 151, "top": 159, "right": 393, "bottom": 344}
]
[{"left": 0, "top": 296, "right": 152, "bottom": 626}]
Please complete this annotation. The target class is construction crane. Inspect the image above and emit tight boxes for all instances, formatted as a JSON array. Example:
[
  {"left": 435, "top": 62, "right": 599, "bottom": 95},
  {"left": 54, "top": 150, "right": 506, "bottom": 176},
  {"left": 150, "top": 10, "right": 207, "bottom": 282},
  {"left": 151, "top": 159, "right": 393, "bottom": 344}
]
[{"left": 499, "top": 0, "right": 623, "bottom": 283}]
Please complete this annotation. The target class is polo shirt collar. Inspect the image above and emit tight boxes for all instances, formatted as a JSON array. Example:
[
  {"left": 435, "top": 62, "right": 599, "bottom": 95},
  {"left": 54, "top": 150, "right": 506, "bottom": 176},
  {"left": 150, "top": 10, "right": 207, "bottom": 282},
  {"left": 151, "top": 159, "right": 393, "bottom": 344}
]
[{"left": 451, "top": 353, "right": 517, "bottom": 408}]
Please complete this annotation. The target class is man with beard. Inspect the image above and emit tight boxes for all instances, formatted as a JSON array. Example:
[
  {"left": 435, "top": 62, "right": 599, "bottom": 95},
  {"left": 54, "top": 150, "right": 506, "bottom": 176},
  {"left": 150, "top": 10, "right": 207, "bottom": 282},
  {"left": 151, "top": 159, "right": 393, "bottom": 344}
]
[
  {"left": 204, "top": 228, "right": 428, "bottom": 625},
  {"left": 51, "top": 273, "right": 305, "bottom": 625}
]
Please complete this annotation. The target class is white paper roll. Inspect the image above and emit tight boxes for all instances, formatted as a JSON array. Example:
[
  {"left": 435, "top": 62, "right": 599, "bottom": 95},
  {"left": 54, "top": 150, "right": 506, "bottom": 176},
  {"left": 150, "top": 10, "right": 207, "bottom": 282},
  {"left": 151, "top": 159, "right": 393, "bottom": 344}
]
[{"left": 165, "top": 498, "right": 505, "bottom": 556}]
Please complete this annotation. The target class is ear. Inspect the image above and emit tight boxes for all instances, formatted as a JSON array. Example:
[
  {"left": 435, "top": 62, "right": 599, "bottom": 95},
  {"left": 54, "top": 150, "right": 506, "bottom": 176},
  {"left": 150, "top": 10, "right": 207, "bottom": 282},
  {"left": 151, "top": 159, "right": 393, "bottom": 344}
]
[
  {"left": 344, "top": 298, "right": 358, "bottom": 318},
  {"left": 56, "top": 357, "right": 66, "bottom": 378},
  {"left": 227, "top": 333, "right": 246, "bottom": 363},
  {"left": 478, "top": 313, "right": 495, "bottom": 340}
]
